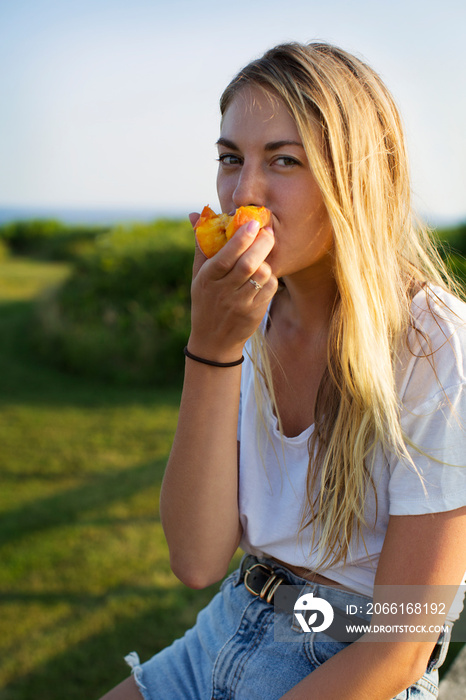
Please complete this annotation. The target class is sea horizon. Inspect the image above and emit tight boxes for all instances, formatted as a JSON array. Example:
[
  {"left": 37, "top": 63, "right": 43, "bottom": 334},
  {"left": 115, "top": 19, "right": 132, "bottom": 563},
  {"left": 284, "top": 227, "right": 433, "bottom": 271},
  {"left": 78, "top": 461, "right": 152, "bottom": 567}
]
[
  {"left": 0, "top": 205, "right": 193, "bottom": 226},
  {"left": 0, "top": 204, "right": 463, "bottom": 230}
]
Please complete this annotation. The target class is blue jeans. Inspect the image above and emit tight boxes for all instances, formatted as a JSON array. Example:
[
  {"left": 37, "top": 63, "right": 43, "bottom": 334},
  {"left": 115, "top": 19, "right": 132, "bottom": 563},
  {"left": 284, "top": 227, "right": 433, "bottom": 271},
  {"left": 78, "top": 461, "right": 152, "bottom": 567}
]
[{"left": 125, "top": 556, "right": 448, "bottom": 699}]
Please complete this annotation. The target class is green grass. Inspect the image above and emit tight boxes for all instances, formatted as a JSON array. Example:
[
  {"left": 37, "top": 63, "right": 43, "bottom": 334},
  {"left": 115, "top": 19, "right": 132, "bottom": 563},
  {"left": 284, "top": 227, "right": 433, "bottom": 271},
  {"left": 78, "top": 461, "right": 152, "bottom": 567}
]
[{"left": 0, "top": 257, "right": 229, "bottom": 699}]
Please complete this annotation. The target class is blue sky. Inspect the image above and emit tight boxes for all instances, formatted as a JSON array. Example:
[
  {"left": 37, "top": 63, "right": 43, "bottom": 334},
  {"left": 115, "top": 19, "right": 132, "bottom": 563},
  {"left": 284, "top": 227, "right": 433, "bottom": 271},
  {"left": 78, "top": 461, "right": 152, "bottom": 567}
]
[{"left": 1, "top": 0, "right": 465, "bottom": 224}]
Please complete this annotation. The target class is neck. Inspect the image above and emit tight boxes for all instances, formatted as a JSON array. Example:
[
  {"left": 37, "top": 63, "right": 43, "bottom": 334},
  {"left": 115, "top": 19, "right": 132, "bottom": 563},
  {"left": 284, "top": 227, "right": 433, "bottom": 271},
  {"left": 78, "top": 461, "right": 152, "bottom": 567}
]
[{"left": 277, "top": 256, "right": 338, "bottom": 340}]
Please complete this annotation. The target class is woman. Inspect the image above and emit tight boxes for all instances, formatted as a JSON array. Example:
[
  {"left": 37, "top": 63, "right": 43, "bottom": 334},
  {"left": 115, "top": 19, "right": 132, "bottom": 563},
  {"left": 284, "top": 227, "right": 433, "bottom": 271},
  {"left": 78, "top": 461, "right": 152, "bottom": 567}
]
[{"left": 101, "top": 42, "right": 466, "bottom": 699}]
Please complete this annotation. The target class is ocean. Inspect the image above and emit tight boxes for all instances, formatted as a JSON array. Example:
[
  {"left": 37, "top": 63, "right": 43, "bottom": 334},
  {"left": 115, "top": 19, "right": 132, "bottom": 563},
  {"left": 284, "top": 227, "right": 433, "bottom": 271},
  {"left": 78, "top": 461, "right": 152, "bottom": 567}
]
[{"left": 0, "top": 206, "right": 190, "bottom": 226}]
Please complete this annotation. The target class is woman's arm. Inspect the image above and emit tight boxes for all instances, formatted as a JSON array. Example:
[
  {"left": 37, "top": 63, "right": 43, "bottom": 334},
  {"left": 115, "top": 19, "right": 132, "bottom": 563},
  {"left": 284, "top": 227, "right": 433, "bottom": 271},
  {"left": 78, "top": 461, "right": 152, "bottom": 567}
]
[
  {"left": 160, "top": 218, "right": 277, "bottom": 589},
  {"left": 280, "top": 506, "right": 466, "bottom": 700}
]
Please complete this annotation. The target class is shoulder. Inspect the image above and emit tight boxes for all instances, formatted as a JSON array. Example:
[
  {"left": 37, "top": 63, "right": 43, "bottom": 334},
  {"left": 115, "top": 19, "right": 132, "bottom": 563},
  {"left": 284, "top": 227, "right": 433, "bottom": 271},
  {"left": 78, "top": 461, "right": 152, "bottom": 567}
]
[
  {"left": 396, "top": 285, "right": 466, "bottom": 407},
  {"left": 387, "top": 286, "right": 466, "bottom": 515},
  {"left": 409, "top": 285, "right": 466, "bottom": 346}
]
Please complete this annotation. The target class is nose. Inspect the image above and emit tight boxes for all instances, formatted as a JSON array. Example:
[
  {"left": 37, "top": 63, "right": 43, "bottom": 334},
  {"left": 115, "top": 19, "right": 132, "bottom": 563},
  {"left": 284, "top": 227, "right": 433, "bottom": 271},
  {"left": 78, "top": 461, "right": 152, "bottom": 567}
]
[{"left": 231, "top": 162, "right": 265, "bottom": 209}]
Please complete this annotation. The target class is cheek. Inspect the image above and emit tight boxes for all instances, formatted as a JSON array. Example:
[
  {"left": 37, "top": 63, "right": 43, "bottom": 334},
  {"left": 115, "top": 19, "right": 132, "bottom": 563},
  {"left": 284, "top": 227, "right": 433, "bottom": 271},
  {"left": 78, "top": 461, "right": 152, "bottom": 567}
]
[{"left": 216, "top": 173, "right": 231, "bottom": 211}]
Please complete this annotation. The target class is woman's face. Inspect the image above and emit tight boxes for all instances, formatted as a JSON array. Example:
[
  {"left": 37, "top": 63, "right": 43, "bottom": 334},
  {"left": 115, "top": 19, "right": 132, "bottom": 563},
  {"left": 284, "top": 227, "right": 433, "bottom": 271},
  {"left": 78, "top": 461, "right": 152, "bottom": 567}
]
[{"left": 216, "top": 86, "right": 333, "bottom": 281}]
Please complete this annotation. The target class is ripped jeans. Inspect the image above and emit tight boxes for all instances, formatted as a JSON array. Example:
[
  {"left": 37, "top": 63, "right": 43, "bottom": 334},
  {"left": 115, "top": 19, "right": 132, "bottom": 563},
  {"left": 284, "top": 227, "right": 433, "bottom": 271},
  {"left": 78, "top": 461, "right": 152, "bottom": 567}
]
[{"left": 125, "top": 555, "right": 449, "bottom": 699}]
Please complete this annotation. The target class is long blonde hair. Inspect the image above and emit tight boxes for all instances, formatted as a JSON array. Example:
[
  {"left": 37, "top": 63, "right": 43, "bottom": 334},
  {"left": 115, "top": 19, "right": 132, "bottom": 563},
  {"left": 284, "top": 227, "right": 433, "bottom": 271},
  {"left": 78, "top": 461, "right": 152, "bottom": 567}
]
[{"left": 220, "top": 42, "right": 458, "bottom": 567}]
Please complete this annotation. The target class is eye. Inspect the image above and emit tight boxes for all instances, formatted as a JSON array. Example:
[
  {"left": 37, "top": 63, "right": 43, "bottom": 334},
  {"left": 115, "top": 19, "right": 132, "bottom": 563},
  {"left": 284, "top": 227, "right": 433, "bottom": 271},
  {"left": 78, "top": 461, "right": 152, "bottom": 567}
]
[
  {"left": 217, "top": 153, "right": 243, "bottom": 166},
  {"left": 273, "top": 155, "right": 301, "bottom": 167}
]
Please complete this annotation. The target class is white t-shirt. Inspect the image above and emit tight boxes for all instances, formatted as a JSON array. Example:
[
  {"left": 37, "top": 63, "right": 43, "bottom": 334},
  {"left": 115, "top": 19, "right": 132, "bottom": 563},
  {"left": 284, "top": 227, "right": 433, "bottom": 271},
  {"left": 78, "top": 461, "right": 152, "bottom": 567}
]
[{"left": 238, "top": 287, "right": 466, "bottom": 618}]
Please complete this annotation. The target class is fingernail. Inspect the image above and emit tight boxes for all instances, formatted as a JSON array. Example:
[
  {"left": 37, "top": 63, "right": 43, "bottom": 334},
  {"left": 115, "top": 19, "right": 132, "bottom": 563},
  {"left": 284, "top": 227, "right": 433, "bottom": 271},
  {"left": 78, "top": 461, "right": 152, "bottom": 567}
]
[{"left": 246, "top": 220, "right": 260, "bottom": 235}]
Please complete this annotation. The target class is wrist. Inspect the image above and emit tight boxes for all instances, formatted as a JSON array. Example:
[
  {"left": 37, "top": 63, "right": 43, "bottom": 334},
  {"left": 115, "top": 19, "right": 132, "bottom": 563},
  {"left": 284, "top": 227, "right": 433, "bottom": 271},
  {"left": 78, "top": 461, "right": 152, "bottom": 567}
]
[
  {"left": 184, "top": 346, "right": 244, "bottom": 367},
  {"left": 186, "top": 337, "right": 245, "bottom": 366}
]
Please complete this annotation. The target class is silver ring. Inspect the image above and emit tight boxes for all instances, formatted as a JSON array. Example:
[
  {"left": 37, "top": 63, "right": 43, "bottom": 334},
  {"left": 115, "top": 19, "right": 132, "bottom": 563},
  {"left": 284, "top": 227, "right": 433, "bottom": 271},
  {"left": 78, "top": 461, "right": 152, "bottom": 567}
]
[{"left": 249, "top": 278, "right": 262, "bottom": 291}]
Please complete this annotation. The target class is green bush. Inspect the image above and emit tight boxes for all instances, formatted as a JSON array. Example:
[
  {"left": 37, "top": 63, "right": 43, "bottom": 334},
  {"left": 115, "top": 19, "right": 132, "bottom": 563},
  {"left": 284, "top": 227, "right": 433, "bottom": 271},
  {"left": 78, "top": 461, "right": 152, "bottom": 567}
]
[
  {"left": 0, "top": 219, "right": 108, "bottom": 260},
  {"left": 446, "top": 253, "right": 466, "bottom": 286},
  {"left": 435, "top": 222, "right": 466, "bottom": 257},
  {"left": 431, "top": 224, "right": 466, "bottom": 291},
  {"left": 28, "top": 217, "right": 466, "bottom": 387},
  {"left": 0, "top": 237, "right": 10, "bottom": 261},
  {"left": 31, "top": 219, "right": 194, "bottom": 386}
]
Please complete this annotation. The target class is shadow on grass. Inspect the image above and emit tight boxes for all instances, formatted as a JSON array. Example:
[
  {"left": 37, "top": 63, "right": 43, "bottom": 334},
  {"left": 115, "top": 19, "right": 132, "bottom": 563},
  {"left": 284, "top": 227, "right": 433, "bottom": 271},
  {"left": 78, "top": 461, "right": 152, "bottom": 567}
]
[
  {"left": 0, "top": 459, "right": 165, "bottom": 548},
  {"left": 0, "top": 582, "right": 219, "bottom": 700}
]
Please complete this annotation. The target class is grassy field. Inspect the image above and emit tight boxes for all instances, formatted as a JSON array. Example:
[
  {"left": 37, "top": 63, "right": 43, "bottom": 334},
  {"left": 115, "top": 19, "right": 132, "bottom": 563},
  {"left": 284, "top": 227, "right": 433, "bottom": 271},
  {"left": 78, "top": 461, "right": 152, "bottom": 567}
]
[
  {"left": 0, "top": 257, "right": 230, "bottom": 699},
  {"left": 0, "top": 256, "right": 463, "bottom": 699}
]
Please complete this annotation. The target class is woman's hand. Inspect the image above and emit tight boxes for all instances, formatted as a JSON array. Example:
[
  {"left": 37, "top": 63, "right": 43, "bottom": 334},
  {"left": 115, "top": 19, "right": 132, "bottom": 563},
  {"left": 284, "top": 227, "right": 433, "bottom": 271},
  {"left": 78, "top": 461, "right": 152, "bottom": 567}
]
[
  {"left": 159, "top": 212, "right": 277, "bottom": 587},
  {"left": 187, "top": 211, "right": 278, "bottom": 363}
]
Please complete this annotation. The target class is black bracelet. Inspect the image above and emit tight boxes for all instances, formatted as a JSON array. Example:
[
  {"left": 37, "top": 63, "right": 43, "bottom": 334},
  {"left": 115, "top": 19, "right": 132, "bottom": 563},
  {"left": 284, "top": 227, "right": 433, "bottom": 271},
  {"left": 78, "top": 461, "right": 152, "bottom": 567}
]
[{"left": 183, "top": 346, "right": 244, "bottom": 367}]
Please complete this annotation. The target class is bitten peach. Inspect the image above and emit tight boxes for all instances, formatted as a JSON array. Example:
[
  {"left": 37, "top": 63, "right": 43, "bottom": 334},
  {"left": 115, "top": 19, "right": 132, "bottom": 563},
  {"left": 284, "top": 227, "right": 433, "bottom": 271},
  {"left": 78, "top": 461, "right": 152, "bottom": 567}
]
[{"left": 194, "top": 205, "right": 271, "bottom": 258}]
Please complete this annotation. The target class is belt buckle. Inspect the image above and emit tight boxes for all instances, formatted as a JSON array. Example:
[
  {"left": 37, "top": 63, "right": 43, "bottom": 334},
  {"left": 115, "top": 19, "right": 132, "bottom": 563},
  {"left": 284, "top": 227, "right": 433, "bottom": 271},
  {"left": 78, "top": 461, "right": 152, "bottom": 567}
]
[{"left": 244, "top": 562, "right": 285, "bottom": 604}]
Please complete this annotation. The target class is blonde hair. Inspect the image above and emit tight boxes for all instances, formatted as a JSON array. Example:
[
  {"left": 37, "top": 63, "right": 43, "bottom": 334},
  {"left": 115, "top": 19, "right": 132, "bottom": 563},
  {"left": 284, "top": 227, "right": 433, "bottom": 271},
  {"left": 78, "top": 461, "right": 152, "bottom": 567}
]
[{"left": 220, "top": 42, "right": 459, "bottom": 567}]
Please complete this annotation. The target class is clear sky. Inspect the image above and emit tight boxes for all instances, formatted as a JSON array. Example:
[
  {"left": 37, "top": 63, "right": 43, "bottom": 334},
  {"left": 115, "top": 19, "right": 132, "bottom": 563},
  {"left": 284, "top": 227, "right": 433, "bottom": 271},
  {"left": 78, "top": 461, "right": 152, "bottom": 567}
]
[{"left": 1, "top": 0, "right": 465, "bottom": 224}]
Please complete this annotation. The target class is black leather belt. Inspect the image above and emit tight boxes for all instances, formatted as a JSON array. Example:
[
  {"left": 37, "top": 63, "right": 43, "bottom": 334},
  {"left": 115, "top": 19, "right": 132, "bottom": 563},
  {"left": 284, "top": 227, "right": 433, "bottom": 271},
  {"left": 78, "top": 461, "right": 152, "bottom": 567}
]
[
  {"left": 239, "top": 555, "right": 368, "bottom": 642},
  {"left": 239, "top": 555, "right": 448, "bottom": 665},
  {"left": 241, "top": 558, "right": 287, "bottom": 604}
]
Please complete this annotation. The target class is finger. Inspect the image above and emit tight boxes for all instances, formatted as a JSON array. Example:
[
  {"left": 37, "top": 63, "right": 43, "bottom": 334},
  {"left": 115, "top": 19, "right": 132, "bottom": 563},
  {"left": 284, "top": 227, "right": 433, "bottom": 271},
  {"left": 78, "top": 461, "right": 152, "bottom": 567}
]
[
  {"left": 243, "top": 259, "right": 272, "bottom": 288},
  {"left": 251, "top": 272, "right": 279, "bottom": 300},
  {"left": 192, "top": 236, "right": 207, "bottom": 279},
  {"left": 228, "top": 227, "right": 275, "bottom": 287},
  {"left": 209, "top": 222, "right": 274, "bottom": 283},
  {"left": 243, "top": 260, "right": 276, "bottom": 295},
  {"left": 187, "top": 212, "right": 207, "bottom": 279},
  {"left": 189, "top": 211, "right": 200, "bottom": 228}
]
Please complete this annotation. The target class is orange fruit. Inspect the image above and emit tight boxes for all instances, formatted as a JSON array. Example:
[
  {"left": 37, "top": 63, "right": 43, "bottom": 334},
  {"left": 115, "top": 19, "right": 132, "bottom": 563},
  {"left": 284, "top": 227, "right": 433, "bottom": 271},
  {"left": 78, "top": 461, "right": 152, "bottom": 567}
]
[{"left": 194, "top": 205, "right": 271, "bottom": 258}]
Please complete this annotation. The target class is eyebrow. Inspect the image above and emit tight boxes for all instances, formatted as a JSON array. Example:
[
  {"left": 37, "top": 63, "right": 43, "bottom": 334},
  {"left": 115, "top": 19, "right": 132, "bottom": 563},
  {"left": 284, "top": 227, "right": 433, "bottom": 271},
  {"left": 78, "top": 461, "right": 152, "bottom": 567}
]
[{"left": 216, "top": 137, "right": 304, "bottom": 151}]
